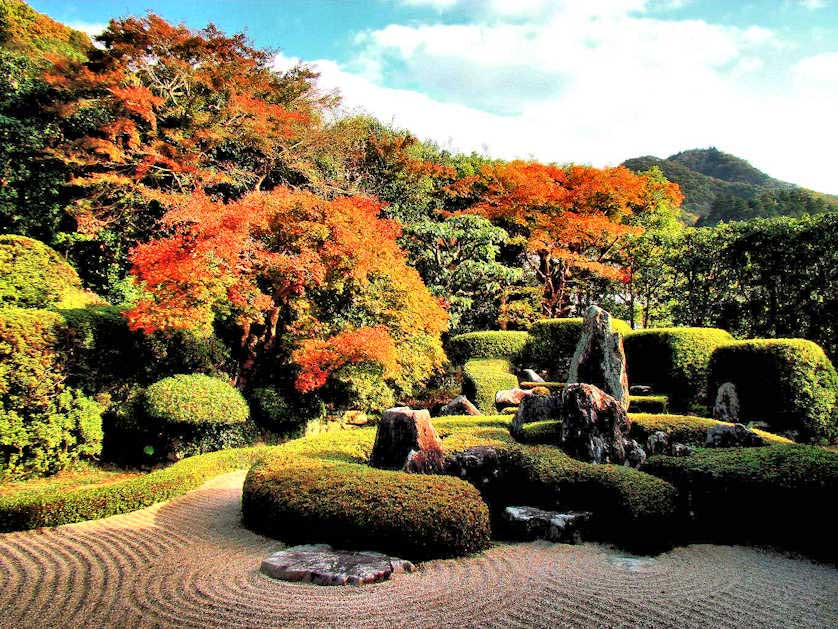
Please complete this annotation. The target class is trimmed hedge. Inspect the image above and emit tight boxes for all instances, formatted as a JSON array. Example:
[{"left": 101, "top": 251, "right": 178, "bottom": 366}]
[
  {"left": 629, "top": 395, "right": 669, "bottom": 414},
  {"left": 462, "top": 359, "right": 519, "bottom": 413},
  {"left": 643, "top": 445, "right": 838, "bottom": 560},
  {"left": 143, "top": 374, "right": 249, "bottom": 426},
  {"left": 243, "top": 428, "right": 491, "bottom": 560},
  {"left": 520, "top": 317, "right": 631, "bottom": 379},
  {"left": 623, "top": 327, "right": 734, "bottom": 412},
  {"left": 628, "top": 414, "right": 793, "bottom": 447},
  {"left": 0, "top": 446, "right": 272, "bottom": 531},
  {"left": 447, "top": 331, "right": 529, "bottom": 364},
  {"left": 708, "top": 339, "right": 838, "bottom": 443}
]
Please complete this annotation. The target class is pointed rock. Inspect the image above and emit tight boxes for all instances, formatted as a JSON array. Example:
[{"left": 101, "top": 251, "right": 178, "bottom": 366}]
[{"left": 369, "top": 407, "right": 443, "bottom": 470}]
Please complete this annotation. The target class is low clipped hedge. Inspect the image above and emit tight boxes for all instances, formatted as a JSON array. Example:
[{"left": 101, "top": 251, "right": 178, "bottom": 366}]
[
  {"left": 520, "top": 317, "right": 631, "bottom": 379},
  {"left": 0, "top": 446, "right": 272, "bottom": 531},
  {"left": 243, "top": 428, "right": 491, "bottom": 560},
  {"left": 708, "top": 339, "right": 838, "bottom": 443},
  {"left": 462, "top": 359, "right": 519, "bottom": 413},
  {"left": 628, "top": 414, "right": 793, "bottom": 447},
  {"left": 447, "top": 331, "right": 530, "bottom": 364},
  {"left": 623, "top": 327, "right": 734, "bottom": 412},
  {"left": 643, "top": 445, "right": 838, "bottom": 560},
  {"left": 629, "top": 395, "right": 669, "bottom": 414},
  {"left": 144, "top": 374, "right": 249, "bottom": 425}
]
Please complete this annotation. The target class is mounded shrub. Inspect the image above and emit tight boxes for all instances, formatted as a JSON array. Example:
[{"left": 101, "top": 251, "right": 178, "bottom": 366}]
[
  {"left": 623, "top": 327, "right": 734, "bottom": 412},
  {"left": 0, "top": 445, "right": 272, "bottom": 531},
  {"left": 0, "top": 307, "right": 103, "bottom": 478},
  {"left": 0, "top": 235, "right": 96, "bottom": 309},
  {"left": 249, "top": 387, "right": 325, "bottom": 434},
  {"left": 628, "top": 414, "right": 792, "bottom": 447},
  {"left": 629, "top": 395, "right": 669, "bottom": 414},
  {"left": 462, "top": 359, "right": 519, "bottom": 413},
  {"left": 447, "top": 331, "right": 530, "bottom": 364},
  {"left": 243, "top": 429, "right": 491, "bottom": 560},
  {"left": 520, "top": 317, "right": 631, "bottom": 379},
  {"left": 329, "top": 363, "right": 395, "bottom": 414},
  {"left": 643, "top": 445, "right": 838, "bottom": 560},
  {"left": 708, "top": 339, "right": 838, "bottom": 443},
  {"left": 143, "top": 374, "right": 248, "bottom": 426}
]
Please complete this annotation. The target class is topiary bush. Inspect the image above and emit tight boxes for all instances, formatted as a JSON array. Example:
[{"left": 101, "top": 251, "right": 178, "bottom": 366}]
[
  {"left": 462, "top": 359, "right": 519, "bottom": 413},
  {"left": 520, "top": 317, "right": 631, "bottom": 379},
  {"left": 0, "top": 307, "right": 103, "bottom": 478},
  {"left": 0, "top": 235, "right": 96, "bottom": 309},
  {"left": 328, "top": 363, "right": 395, "bottom": 414},
  {"left": 628, "top": 413, "right": 792, "bottom": 447},
  {"left": 643, "top": 445, "right": 838, "bottom": 561},
  {"left": 623, "top": 327, "right": 734, "bottom": 412},
  {"left": 708, "top": 339, "right": 838, "bottom": 443},
  {"left": 447, "top": 331, "right": 530, "bottom": 365},
  {"left": 144, "top": 374, "right": 248, "bottom": 426},
  {"left": 629, "top": 395, "right": 669, "bottom": 414}
]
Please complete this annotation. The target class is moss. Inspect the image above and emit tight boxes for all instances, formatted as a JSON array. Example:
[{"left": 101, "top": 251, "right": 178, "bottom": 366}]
[
  {"left": 708, "top": 339, "right": 838, "bottom": 443},
  {"left": 629, "top": 395, "right": 669, "bottom": 414},
  {"left": 628, "top": 413, "right": 793, "bottom": 447},
  {"left": 643, "top": 445, "right": 838, "bottom": 560},
  {"left": 519, "top": 381, "right": 565, "bottom": 389},
  {"left": 143, "top": 374, "right": 249, "bottom": 426},
  {"left": 447, "top": 331, "right": 530, "bottom": 364},
  {"left": 462, "top": 359, "right": 519, "bottom": 413},
  {"left": 624, "top": 327, "right": 734, "bottom": 412}
]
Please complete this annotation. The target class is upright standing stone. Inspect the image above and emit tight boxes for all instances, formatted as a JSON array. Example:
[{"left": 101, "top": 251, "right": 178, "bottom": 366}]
[
  {"left": 369, "top": 407, "right": 443, "bottom": 470},
  {"left": 712, "top": 382, "right": 740, "bottom": 422},
  {"left": 567, "top": 306, "right": 630, "bottom": 410}
]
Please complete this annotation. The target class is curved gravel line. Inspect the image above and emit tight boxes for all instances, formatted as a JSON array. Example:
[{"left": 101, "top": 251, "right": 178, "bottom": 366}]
[{"left": 1, "top": 471, "right": 836, "bottom": 628}]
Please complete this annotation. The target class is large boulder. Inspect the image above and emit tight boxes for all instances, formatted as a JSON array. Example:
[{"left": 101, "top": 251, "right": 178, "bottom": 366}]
[
  {"left": 495, "top": 387, "right": 533, "bottom": 408},
  {"left": 510, "top": 392, "right": 563, "bottom": 438},
  {"left": 712, "top": 382, "right": 740, "bottom": 423},
  {"left": 567, "top": 306, "right": 629, "bottom": 410},
  {"left": 438, "top": 395, "right": 481, "bottom": 417},
  {"left": 705, "top": 423, "right": 765, "bottom": 448},
  {"left": 502, "top": 506, "right": 592, "bottom": 544},
  {"left": 369, "top": 407, "right": 444, "bottom": 470},
  {"left": 559, "top": 383, "right": 640, "bottom": 465}
]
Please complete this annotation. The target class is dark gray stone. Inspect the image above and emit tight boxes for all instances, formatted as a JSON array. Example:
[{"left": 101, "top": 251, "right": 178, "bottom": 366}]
[
  {"left": 567, "top": 306, "right": 629, "bottom": 410},
  {"left": 444, "top": 446, "right": 504, "bottom": 486},
  {"left": 645, "top": 430, "right": 670, "bottom": 456},
  {"left": 369, "top": 407, "right": 443, "bottom": 470},
  {"left": 261, "top": 544, "right": 414, "bottom": 586},
  {"left": 705, "top": 423, "right": 765, "bottom": 448},
  {"left": 520, "top": 369, "right": 545, "bottom": 383},
  {"left": 503, "top": 506, "right": 592, "bottom": 544},
  {"left": 630, "top": 385, "right": 653, "bottom": 395},
  {"left": 438, "top": 395, "right": 482, "bottom": 417},
  {"left": 671, "top": 443, "right": 694, "bottom": 457},
  {"left": 712, "top": 382, "right": 740, "bottom": 423},
  {"left": 510, "top": 392, "right": 563, "bottom": 438},
  {"left": 560, "top": 383, "right": 636, "bottom": 465}
]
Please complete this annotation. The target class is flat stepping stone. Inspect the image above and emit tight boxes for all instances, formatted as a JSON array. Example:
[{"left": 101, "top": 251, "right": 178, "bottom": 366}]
[
  {"left": 261, "top": 544, "right": 415, "bottom": 586},
  {"left": 503, "top": 506, "right": 592, "bottom": 544}
]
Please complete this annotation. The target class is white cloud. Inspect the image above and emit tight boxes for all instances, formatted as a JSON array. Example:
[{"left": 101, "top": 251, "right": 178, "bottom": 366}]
[
  {"left": 797, "top": 0, "right": 826, "bottom": 9},
  {"left": 65, "top": 21, "right": 107, "bottom": 39},
  {"left": 792, "top": 52, "right": 838, "bottom": 82}
]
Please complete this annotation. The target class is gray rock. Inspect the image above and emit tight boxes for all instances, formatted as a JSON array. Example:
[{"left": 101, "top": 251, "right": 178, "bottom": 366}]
[
  {"left": 671, "top": 443, "right": 694, "bottom": 457},
  {"left": 625, "top": 439, "right": 647, "bottom": 467},
  {"left": 705, "top": 423, "right": 765, "bottom": 448},
  {"left": 445, "top": 446, "right": 504, "bottom": 487},
  {"left": 520, "top": 369, "right": 545, "bottom": 383},
  {"left": 510, "top": 392, "right": 563, "bottom": 438},
  {"left": 503, "top": 506, "right": 592, "bottom": 544},
  {"left": 645, "top": 430, "right": 670, "bottom": 456},
  {"left": 369, "top": 407, "right": 443, "bottom": 470},
  {"left": 630, "top": 385, "right": 653, "bottom": 395},
  {"left": 560, "top": 383, "right": 636, "bottom": 465},
  {"left": 438, "top": 395, "right": 482, "bottom": 417},
  {"left": 567, "top": 306, "right": 630, "bottom": 410},
  {"left": 261, "top": 544, "right": 414, "bottom": 586},
  {"left": 713, "top": 382, "right": 740, "bottom": 423},
  {"left": 495, "top": 387, "right": 533, "bottom": 408}
]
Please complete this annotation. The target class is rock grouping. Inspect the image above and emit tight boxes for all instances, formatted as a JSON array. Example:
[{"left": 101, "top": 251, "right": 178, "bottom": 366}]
[
  {"left": 503, "top": 506, "right": 592, "bottom": 544},
  {"left": 705, "top": 423, "right": 765, "bottom": 448}
]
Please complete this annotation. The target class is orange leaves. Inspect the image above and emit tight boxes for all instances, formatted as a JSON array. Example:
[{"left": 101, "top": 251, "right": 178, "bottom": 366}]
[
  {"left": 292, "top": 327, "right": 399, "bottom": 393},
  {"left": 108, "top": 85, "right": 163, "bottom": 127}
]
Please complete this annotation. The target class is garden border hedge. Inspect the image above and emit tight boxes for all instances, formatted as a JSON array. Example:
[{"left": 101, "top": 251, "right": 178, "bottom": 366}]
[{"left": 447, "top": 331, "right": 530, "bottom": 364}]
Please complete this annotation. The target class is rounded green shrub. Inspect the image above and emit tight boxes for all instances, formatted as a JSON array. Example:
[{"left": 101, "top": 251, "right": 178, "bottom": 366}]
[
  {"left": 623, "top": 327, "right": 734, "bottom": 412},
  {"left": 708, "top": 339, "right": 838, "bottom": 442},
  {"left": 329, "top": 363, "right": 395, "bottom": 414},
  {"left": 447, "top": 331, "right": 530, "bottom": 364},
  {"left": 249, "top": 387, "right": 325, "bottom": 433},
  {"left": 143, "top": 374, "right": 248, "bottom": 426},
  {"left": 0, "top": 235, "right": 95, "bottom": 309},
  {"left": 628, "top": 395, "right": 669, "bottom": 414},
  {"left": 462, "top": 358, "right": 519, "bottom": 413}
]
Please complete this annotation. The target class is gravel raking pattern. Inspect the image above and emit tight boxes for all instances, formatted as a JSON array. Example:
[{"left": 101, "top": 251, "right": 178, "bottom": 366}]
[{"left": 1, "top": 471, "right": 836, "bottom": 628}]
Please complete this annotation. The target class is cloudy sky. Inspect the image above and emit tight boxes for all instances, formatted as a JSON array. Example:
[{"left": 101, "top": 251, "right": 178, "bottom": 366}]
[{"left": 32, "top": 0, "right": 838, "bottom": 192}]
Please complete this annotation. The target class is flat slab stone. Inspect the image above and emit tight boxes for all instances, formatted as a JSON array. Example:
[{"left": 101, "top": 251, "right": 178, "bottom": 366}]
[
  {"left": 503, "top": 506, "right": 592, "bottom": 544},
  {"left": 261, "top": 544, "right": 415, "bottom": 586}
]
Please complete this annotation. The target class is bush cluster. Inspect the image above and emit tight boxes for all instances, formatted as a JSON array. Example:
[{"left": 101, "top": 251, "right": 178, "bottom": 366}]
[
  {"left": 462, "top": 359, "right": 519, "bottom": 413},
  {"left": 623, "top": 327, "right": 733, "bottom": 412},
  {"left": 628, "top": 395, "right": 669, "bottom": 414},
  {"left": 328, "top": 363, "right": 395, "bottom": 414},
  {"left": 447, "top": 331, "right": 530, "bottom": 365},
  {"left": 708, "top": 339, "right": 838, "bottom": 443},
  {"left": 249, "top": 387, "right": 325, "bottom": 434},
  {"left": 643, "top": 445, "right": 838, "bottom": 560},
  {"left": 628, "top": 413, "right": 792, "bottom": 447},
  {"left": 143, "top": 374, "right": 248, "bottom": 426}
]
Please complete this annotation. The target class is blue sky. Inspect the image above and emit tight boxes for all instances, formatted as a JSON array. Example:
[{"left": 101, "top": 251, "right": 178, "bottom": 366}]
[{"left": 30, "top": 0, "right": 838, "bottom": 192}]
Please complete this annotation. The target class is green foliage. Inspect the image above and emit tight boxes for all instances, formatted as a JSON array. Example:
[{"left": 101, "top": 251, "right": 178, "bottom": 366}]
[
  {"left": 242, "top": 428, "right": 491, "bottom": 560},
  {"left": 447, "top": 330, "right": 529, "bottom": 364},
  {"left": 143, "top": 374, "right": 248, "bottom": 426},
  {"left": 520, "top": 317, "right": 631, "bottom": 379},
  {"left": 0, "top": 0, "right": 90, "bottom": 62},
  {"left": 329, "top": 363, "right": 395, "bottom": 414},
  {"left": 0, "top": 445, "right": 271, "bottom": 531},
  {"left": 0, "top": 235, "right": 93, "bottom": 309},
  {"left": 461, "top": 359, "right": 519, "bottom": 413},
  {"left": 249, "top": 387, "right": 325, "bottom": 434},
  {"left": 628, "top": 413, "right": 792, "bottom": 447},
  {"left": 0, "top": 307, "right": 103, "bottom": 478},
  {"left": 643, "top": 445, "right": 838, "bottom": 560},
  {"left": 708, "top": 339, "right": 838, "bottom": 442},
  {"left": 628, "top": 395, "right": 669, "bottom": 414},
  {"left": 624, "top": 327, "right": 733, "bottom": 412}
]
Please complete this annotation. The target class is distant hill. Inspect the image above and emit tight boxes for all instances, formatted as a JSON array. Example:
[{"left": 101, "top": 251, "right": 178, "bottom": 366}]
[
  {"left": 623, "top": 147, "right": 838, "bottom": 225},
  {"left": 0, "top": 0, "right": 91, "bottom": 63}
]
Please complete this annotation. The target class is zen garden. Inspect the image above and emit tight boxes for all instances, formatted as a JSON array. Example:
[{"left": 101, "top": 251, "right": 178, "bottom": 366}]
[{"left": 0, "top": 1, "right": 836, "bottom": 627}]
